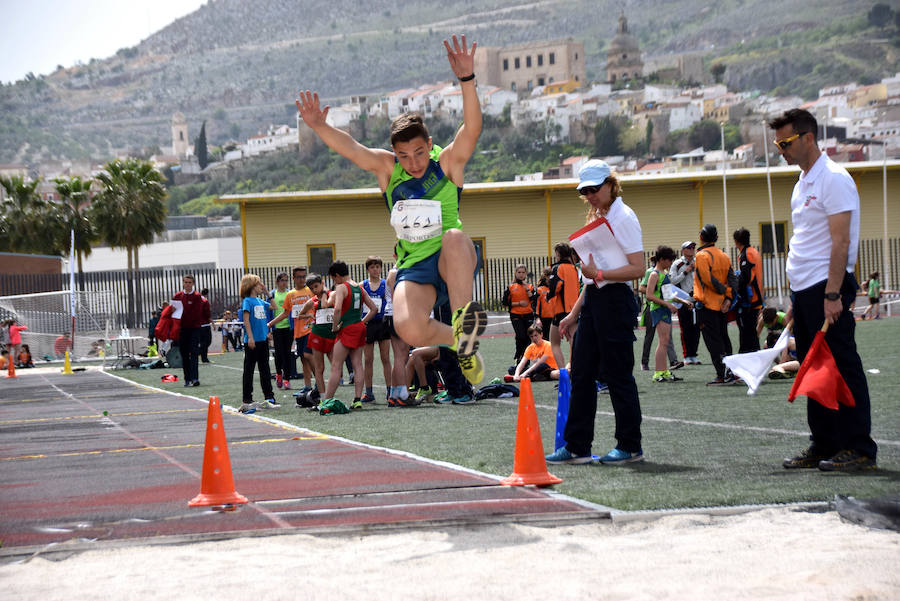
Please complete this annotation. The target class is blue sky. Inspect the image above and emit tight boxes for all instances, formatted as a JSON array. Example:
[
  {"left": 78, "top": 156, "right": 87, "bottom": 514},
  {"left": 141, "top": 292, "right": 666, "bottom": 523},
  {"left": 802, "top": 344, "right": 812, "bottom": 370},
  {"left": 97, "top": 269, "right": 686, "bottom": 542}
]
[{"left": 0, "top": 0, "right": 207, "bottom": 83}]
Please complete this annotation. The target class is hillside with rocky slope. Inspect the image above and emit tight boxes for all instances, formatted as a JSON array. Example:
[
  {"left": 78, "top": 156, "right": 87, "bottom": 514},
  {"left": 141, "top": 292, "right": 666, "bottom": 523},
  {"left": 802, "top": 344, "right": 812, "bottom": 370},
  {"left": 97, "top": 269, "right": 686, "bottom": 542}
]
[{"left": 1, "top": 0, "right": 894, "bottom": 164}]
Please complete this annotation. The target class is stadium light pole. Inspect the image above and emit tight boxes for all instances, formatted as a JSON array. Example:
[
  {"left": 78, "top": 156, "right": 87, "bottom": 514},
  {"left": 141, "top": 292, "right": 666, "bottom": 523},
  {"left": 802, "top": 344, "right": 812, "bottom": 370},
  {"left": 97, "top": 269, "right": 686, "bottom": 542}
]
[
  {"left": 721, "top": 123, "right": 730, "bottom": 257},
  {"left": 846, "top": 137, "right": 889, "bottom": 316},
  {"left": 761, "top": 121, "right": 784, "bottom": 306}
]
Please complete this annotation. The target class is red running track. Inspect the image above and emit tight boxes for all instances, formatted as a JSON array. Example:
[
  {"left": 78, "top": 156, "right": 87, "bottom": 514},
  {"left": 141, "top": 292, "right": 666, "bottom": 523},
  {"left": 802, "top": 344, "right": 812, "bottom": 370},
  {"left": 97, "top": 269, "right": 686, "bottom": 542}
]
[{"left": 0, "top": 370, "right": 601, "bottom": 554}]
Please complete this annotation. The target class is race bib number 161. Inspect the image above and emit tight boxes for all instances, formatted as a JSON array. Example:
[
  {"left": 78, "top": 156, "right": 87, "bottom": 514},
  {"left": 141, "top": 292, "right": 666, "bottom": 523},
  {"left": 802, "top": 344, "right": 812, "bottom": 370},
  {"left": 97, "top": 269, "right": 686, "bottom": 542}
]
[{"left": 390, "top": 199, "right": 442, "bottom": 243}]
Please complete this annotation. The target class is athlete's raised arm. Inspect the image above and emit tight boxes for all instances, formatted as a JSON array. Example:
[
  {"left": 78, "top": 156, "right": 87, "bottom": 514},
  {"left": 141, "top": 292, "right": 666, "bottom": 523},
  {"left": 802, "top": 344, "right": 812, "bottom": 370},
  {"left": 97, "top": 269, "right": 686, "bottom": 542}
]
[
  {"left": 296, "top": 90, "right": 394, "bottom": 178},
  {"left": 439, "top": 35, "right": 482, "bottom": 186}
]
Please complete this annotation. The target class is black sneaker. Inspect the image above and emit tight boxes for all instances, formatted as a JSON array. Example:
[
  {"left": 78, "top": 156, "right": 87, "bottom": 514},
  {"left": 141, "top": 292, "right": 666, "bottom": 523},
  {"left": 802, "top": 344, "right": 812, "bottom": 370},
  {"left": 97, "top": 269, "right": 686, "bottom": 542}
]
[
  {"left": 192, "top": 380, "right": 200, "bottom": 387},
  {"left": 818, "top": 449, "right": 876, "bottom": 472},
  {"left": 295, "top": 391, "right": 316, "bottom": 408},
  {"left": 670, "top": 360, "right": 685, "bottom": 370},
  {"left": 783, "top": 447, "right": 830, "bottom": 469},
  {"left": 390, "top": 395, "right": 422, "bottom": 407}
]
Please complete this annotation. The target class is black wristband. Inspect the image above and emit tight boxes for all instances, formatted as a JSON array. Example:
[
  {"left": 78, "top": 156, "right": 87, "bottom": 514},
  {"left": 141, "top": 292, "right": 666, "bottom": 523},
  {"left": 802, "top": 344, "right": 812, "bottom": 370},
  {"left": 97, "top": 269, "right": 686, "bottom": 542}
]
[
  {"left": 824, "top": 292, "right": 841, "bottom": 301},
  {"left": 458, "top": 73, "right": 475, "bottom": 82}
]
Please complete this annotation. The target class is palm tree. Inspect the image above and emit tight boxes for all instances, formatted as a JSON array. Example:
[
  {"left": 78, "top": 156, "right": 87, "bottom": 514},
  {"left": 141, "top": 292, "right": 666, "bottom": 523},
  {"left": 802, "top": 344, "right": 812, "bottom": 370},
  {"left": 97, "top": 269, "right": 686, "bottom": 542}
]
[
  {"left": 0, "top": 175, "right": 66, "bottom": 255},
  {"left": 92, "top": 159, "right": 168, "bottom": 326},
  {"left": 54, "top": 176, "right": 97, "bottom": 289}
]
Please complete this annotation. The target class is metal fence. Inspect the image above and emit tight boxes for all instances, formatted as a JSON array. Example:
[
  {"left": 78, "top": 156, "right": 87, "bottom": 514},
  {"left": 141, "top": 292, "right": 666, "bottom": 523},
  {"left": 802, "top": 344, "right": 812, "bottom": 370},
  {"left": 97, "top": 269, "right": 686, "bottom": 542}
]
[{"left": 2, "top": 238, "right": 896, "bottom": 329}]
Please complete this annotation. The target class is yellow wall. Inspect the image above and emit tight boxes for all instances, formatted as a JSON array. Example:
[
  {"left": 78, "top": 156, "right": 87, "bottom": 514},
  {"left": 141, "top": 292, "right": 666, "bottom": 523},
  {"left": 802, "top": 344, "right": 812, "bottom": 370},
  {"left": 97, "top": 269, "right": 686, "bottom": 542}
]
[
  {"left": 243, "top": 193, "right": 396, "bottom": 267},
  {"left": 222, "top": 162, "right": 899, "bottom": 267},
  {"left": 545, "top": 80, "right": 578, "bottom": 94}
]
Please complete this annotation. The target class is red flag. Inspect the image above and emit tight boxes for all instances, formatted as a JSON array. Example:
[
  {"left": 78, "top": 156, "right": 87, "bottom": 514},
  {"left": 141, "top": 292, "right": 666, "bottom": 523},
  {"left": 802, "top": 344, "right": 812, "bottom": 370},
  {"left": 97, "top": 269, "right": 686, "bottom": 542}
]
[{"left": 788, "top": 331, "right": 855, "bottom": 410}]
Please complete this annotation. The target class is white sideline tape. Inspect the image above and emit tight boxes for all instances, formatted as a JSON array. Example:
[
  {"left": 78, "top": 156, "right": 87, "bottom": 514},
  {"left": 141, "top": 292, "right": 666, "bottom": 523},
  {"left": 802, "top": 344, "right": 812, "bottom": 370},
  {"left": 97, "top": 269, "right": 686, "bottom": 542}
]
[{"left": 491, "top": 397, "right": 900, "bottom": 447}]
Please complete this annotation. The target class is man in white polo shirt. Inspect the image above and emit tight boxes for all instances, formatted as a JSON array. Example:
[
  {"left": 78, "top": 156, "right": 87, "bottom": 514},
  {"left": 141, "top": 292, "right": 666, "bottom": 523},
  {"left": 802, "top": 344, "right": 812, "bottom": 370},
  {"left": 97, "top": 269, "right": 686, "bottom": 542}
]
[{"left": 769, "top": 108, "right": 876, "bottom": 472}]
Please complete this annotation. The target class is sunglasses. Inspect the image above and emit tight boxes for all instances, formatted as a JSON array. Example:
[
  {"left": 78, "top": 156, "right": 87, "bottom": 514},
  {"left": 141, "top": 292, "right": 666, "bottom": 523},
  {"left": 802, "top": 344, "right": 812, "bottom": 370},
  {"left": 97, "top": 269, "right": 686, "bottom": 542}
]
[
  {"left": 578, "top": 184, "right": 604, "bottom": 195},
  {"left": 773, "top": 132, "right": 807, "bottom": 150}
]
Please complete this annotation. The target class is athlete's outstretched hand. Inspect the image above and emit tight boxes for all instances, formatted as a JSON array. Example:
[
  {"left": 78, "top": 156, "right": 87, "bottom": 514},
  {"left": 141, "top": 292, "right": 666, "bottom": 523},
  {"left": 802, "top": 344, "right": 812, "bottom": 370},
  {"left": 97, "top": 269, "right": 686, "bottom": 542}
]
[
  {"left": 296, "top": 90, "right": 329, "bottom": 129},
  {"left": 443, "top": 34, "right": 476, "bottom": 80}
]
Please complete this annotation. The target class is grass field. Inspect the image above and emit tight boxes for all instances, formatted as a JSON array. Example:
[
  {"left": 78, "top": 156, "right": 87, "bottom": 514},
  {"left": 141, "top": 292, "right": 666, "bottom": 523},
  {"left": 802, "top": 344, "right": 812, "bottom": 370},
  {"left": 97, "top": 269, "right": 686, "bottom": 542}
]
[{"left": 111, "top": 317, "right": 900, "bottom": 511}]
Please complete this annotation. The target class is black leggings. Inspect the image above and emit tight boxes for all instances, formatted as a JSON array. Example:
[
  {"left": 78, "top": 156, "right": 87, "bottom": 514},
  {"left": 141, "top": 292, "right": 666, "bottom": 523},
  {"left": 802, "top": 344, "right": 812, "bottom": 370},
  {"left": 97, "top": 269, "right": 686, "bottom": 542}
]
[
  {"left": 243, "top": 341, "right": 274, "bottom": 402},
  {"left": 510, "top": 313, "right": 532, "bottom": 362},
  {"left": 698, "top": 307, "right": 732, "bottom": 378},
  {"left": 272, "top": 328, "right": 293, "bottom": 378}
]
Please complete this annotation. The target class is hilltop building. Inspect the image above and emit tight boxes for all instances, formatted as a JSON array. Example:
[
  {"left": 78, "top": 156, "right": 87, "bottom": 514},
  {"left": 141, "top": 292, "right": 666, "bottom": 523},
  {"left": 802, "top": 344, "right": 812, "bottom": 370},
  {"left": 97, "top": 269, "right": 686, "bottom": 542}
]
[
  {"left": 606, "top": 12, "right": 643, "bottom": 83},
  {"left": 474, "top": 39, "right": 586, "bottom": 95},
  {"left": 171, "top": 112, "right": 190, "bottom": 157},
  {"left": 643, "top": 52, "right": 708, "bottom": 85},
  {"left": 245, "top": 124, "right": 298, "bottom": 157}
]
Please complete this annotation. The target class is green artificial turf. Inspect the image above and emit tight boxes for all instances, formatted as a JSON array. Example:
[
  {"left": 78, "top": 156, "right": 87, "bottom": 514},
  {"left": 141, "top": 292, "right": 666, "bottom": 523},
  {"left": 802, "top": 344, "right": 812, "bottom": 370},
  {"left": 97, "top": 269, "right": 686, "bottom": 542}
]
[{"left": 112, "top": 318, "right": 900, "bottom": 511}]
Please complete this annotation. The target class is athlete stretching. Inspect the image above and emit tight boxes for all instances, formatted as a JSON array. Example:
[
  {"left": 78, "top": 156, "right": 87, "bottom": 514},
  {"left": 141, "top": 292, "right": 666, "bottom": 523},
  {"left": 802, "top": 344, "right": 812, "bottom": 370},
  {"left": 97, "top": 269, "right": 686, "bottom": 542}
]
[{"left": 296, "top": 34, "right": 487, "bottom": 384}]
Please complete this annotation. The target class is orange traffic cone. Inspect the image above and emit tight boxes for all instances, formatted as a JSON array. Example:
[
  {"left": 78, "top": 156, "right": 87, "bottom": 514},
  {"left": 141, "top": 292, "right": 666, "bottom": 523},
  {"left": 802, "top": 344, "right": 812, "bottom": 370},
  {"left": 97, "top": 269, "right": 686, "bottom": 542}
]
[
  {"left": 189, "top": 396, "right": 249, "bottom": 508},
  {"left": 5, "top": 359, "right": 16, "bottom": 379},
  {"left": 500, "top": 378, "right": 562, "bottom": 487}
]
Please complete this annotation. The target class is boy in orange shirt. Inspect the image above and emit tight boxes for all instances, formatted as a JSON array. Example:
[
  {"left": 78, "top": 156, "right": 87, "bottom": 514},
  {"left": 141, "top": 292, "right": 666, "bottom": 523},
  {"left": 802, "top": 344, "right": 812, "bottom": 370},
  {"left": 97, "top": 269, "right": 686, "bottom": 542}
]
[{"left": 508, "top": 325, "right": 559, "bottom": 382}]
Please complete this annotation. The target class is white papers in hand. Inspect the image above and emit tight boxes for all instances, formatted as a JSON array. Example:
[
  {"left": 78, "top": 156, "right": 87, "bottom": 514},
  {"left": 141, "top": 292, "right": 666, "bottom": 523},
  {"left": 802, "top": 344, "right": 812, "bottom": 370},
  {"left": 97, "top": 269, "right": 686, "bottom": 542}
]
[
  {"left": 662, "top": 284, "right": 693, "bottom": 308},
  {"left": 568, "top": 217, "right": 628, "bottom": 287}
]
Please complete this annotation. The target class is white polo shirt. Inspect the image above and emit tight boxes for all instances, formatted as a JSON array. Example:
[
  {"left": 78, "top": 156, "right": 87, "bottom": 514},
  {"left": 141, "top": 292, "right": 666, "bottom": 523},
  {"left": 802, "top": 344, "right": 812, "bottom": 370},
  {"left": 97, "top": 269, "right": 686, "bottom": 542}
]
[
  {"left": 581, "top": 196, "right": 643, "bottom": 288},
  {"left": 785, "top": 154, "right": 859, "bottom": 292}
]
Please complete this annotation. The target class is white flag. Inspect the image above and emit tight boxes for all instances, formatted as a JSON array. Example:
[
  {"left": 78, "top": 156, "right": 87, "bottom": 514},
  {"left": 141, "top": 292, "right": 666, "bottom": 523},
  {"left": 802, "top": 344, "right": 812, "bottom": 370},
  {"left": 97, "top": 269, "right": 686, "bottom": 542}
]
[{"left": 724, "top": 329, "right": 791, "bottom": 395}]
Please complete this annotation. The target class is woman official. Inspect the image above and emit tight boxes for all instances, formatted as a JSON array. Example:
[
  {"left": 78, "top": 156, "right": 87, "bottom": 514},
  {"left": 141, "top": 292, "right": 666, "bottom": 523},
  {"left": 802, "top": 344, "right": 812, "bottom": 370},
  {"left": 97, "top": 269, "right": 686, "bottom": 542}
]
[{"left": 545, "top": 160, "right": 646, "bottom": 465}]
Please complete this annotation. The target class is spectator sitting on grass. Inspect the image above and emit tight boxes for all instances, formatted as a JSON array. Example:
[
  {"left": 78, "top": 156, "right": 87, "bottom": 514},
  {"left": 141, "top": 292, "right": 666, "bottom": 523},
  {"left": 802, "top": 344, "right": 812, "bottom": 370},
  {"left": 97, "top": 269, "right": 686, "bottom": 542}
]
[
  {"left": 87, "top": 339, "right": 106, "bottom": 357},
  {"left": 508, "top": 325, "right": 559, "bottom": 382},
  {"left": 406, "top": 346, "right": 440, "bottom": 405},
  {"left": 17, "top": 344, "right": 33, "bottom": 368},
  {"left": 756, "top": 307, "right": 788, "bottom": 341}
]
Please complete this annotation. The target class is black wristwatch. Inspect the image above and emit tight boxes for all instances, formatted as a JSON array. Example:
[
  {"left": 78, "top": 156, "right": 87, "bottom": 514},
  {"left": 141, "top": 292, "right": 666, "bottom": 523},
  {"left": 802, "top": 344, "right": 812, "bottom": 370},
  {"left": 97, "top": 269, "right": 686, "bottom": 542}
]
[{"left": 824, "top": 292, "right": 841, "bottom": 301}]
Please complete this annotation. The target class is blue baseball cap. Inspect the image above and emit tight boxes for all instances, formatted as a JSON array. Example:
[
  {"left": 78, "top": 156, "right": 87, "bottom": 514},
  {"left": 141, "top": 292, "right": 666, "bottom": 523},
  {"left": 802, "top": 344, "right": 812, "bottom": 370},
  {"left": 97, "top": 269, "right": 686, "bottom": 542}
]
[{"left": 577, "top": 159, "right": 611, "bottom": 190}]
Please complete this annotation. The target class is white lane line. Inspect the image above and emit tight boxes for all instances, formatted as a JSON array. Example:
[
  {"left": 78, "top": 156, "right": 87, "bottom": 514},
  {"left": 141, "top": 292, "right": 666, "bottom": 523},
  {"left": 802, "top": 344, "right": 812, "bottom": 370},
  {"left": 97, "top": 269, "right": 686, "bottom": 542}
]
[
  {"left": 207, "top": 363, "right": 243, "bottom": 371},
  {"left": 490, "top": 397, "right": 900, "bottom": 447}
]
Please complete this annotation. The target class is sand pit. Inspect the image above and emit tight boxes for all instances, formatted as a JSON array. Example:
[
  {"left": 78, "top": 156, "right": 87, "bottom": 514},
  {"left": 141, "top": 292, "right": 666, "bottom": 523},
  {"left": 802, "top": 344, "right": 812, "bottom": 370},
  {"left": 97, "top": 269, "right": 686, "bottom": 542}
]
[{"left": 3, "top": 506, "right": 898, "bottom": 600}]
